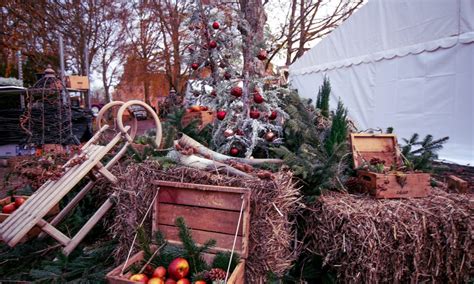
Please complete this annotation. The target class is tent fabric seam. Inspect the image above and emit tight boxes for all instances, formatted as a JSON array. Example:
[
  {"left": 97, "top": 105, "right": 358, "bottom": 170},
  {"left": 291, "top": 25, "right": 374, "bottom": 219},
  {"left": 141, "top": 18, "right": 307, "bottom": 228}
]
[{"left": 290, "top": 32, "right": 474, "bottom": 75}]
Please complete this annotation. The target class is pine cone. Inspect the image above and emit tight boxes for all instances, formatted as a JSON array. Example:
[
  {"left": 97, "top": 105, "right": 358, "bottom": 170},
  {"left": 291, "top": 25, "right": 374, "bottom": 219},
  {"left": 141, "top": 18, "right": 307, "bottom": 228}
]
[{"left": 208, "top": 268, "right": 226, "bottom": 281}]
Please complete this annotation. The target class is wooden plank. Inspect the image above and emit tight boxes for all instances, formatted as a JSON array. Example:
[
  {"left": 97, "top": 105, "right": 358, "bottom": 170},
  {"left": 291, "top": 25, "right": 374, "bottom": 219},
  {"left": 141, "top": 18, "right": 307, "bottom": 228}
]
[
  {"left": 241, "top": 192, "right": 251, "bottom": 259},
  {"left": 358, "top": 170, "right": 431, "bottom": 199},
  {"left": 106, "top": 249, "right": 147, "bottom": 284},
  {"left": 0, "top": 145, "right": 104, "bottom": 241},
  {"left": 227, "top": 261, "right": 246, "bottom": 284},
  {"left": 95, "top": 162, "right": 118, "bottom": 184},
  {"left": 152, "top": 180, "right": 247, "bottom": 194},
  {"left": 3, "top": 130, "right": 122, "bottom": 246},
  {"left": 0, "top": 144, "right": 103, "bottom": 237},
  {"left": 447, "top": 175, "right": 468, "bottom": 193},
  {"left": 158, "top": 186, "right": 243, "bottom": 211},
  {"left": 38, "top": 180, "right": 96, "bottom": 239},
  {"left": 63, "top": 197, "right": 115, "bottom": 255},
  {"left": 158, "top": 224, "right": 243, "bottom": 254},
  {"left": 37, "top": 219, "right": 71, "bottom": 246},
  {"left": 157, "top": 203, "right": 243, "bottom": 236}
]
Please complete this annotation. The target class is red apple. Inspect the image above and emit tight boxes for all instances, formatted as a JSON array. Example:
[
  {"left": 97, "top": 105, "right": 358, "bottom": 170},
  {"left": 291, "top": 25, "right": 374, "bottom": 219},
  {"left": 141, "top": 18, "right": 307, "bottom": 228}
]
[
  {"left": 14, "top": 197, "right": 26, "bottom": 207},
  {"left": 168, "top": 257, "right": 189, "bottom": 280},
  {"left": 153, "top": 266, "right": 167, "bottom": 278},
  {"left": 268, "top": 110, "right": 277, "bottom": 120},
  {"left": 209, "top": 40, "right": 217, "bottom": 48},
  {"left": 216, "top": 110, "right": 227, "bottom": 120},
  {"left": 148, "top": 277, "right": 165, "bottom": 284},
  {"left": 191, "top": 63, "right": 199, "bottom": 70},
  {"left": 165, "top": 279, "right": 177, "bottom": 284},
  {"left": 176, "top": 278, "right": 190, "bottom": 284},
  {"left": 250, "top": 109, "right": 260, "bottom": 119},
  {"left": 129, "top": 273, "right": 149, "bottom": 283},
  {"left": 230, "top": 86, "right": 242, "bottom": 97},
  {"left": 212, "top": 21, "right": 220, "bottom": 29},
  {"left": 2, "top": 203, "right": 16, "bottom": 214}
]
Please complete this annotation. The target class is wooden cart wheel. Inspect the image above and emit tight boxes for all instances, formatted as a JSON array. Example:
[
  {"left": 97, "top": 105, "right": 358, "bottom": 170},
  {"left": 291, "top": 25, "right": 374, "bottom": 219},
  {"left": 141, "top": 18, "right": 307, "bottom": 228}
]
[
  {"left": 116, "top": 100, "right": 162, "bottom": 147},
  {"left": 96, "top": 101, "right": 138, "bottom": 141}
]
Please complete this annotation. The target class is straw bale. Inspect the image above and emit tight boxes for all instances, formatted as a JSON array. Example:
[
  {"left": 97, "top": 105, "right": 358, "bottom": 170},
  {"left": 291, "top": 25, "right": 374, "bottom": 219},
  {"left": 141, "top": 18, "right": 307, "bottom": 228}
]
[{"left": 305, "top": 189, "right": 473, "bottom": 283}]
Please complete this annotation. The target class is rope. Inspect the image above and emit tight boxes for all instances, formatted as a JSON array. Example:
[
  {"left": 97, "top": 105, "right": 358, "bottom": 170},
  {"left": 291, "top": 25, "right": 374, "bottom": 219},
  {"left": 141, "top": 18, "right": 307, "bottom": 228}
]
[{"left": 225, "top": 194, "right": 245, "bottom": 283}]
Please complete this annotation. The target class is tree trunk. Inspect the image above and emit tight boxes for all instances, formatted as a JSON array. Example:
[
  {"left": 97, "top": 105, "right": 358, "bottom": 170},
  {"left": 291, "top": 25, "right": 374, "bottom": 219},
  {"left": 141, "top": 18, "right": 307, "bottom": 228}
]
[
  {"left": 240, "top": 0, "right": 266, "bottom": 77},
  {"left": 285, "top": 0, "right": 298, "bottom": 66}
]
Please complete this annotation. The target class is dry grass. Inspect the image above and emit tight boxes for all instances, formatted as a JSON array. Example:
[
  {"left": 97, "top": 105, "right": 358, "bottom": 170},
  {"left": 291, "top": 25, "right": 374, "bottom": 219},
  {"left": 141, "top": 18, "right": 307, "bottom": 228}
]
[{"left": 305, "top": 189, "right": 473, "bottom": 283}]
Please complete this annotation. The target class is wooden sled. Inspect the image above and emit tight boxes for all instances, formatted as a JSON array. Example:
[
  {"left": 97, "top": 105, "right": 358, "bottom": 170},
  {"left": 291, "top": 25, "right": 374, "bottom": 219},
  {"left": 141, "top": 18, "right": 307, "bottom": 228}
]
[{"left": 0, "top": 100, "right": 162, "bottom": 255}]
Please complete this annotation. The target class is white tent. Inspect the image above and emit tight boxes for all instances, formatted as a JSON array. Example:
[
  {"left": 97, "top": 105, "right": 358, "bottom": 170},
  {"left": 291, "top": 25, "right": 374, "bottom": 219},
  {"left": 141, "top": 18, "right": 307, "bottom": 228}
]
[{"left": 289, "top": 0, "right": 474, "bottom": 165}]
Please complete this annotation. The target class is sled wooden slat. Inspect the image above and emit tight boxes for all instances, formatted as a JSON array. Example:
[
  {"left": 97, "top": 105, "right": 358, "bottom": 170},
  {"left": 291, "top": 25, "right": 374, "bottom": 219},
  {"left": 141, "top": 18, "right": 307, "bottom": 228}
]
[
  {"left": 0, "top": 126, "right": 126, "bottom": 252},
  {"left": 0, "top": 144, "right": 105, "bottom": 242},
  {"left": 0, "top": 144, "right": 104, "bottom": 238}
]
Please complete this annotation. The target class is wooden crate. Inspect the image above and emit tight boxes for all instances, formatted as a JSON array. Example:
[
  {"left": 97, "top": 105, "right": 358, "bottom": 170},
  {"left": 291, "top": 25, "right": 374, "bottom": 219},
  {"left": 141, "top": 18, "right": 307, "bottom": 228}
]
[
  {"left": 350, "top": 133, "right": 431, "bottom": 199},
  {"left": 182, "top": 111, "right": 214, "bottom": 129},
  {"left": 0, "top": 195, "right": 60, "bottom": 241},
  {"left": 106, "top": 181, "right": 250, "bottom": 284},
  {"left": 66, "top": 75, "right": 90, "bottom": 90},
  {"left": 447, "top": 175, "right": 468, "bottom": 193}
]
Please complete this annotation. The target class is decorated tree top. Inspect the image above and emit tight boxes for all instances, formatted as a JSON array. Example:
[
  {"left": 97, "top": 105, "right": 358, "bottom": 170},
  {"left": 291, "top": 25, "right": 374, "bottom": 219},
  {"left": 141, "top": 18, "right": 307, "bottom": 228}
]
[{"left": 183, "top": 1, "right": 288, "bottom": 158}]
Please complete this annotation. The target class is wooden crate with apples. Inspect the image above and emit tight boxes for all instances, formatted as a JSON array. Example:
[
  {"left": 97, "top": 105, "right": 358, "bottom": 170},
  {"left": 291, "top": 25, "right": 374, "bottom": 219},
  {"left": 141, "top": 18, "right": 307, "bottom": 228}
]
[
  {"left": 0, "top": 195, "right": 60, "bottom": 241},
  {"left": 182, "top": 110, "right": 214, "bottom": 130},
  {"left": 106, "top": 181, "right": 250, "bottom": 284},
  {"left": 350, "top": 133, "right": 431, "bottom": 199}
]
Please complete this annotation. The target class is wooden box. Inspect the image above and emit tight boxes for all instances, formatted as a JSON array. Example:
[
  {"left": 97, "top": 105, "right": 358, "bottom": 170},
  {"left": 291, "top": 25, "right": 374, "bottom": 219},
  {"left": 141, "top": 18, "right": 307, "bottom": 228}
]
[
  {"left": 350, "top": 133, "right": 431, "bottom": 198},
  {"left": 182, "top": 111, "right": 214, "bottom": 130},
  {"left": 0, "top": 195, "right": 60, "bottom": 241},
  {"left": 106, "top": 181, "right": 250, "bottom": 284},
  {"left": 66, "top": 75, "right": 90, "bottom": 90}
]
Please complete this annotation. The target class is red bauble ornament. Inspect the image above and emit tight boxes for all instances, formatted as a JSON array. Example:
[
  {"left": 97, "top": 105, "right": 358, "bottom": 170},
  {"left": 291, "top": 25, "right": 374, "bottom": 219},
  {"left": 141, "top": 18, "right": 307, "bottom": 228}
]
[
  {"left": 230, "top": 86, "right": 243, "bottom": 97},
  {"left": 212, "top": 21, "right": 220, "bottom": 29},
  {"left": 216, "top": 110, "right": 227, "bottom": 120},
  {"left": 250, "top": 109, "right": 260, "bottom": 119},
  {"left": 264, "top": 131, "right": 276, "bottom": 142},
  {"left": 224, "top": 72, "right": 232, "bottom": 80},
  {"left": 209, "top": 40, "right": 217, "bottom": 49},
  {"left": 191, "top": 63, "right": 199, "bottom": 70},
  {"left": 210, "top": 90, "right": 217, "bottom": 96},
  {"left": 257, "top": 50, "right": 267, "bottom": 61},
  {"left": 224, "top": 129, "right": 234, "bottom": 137},
  {"left": 268, "top": 110, "right": 277, "bottom": 120},
  {"left": 253, "top": 93, "right": 264, "bottom": 104},
  {"left": 230, "top": 147, "right": 239, "bottom": 156}
]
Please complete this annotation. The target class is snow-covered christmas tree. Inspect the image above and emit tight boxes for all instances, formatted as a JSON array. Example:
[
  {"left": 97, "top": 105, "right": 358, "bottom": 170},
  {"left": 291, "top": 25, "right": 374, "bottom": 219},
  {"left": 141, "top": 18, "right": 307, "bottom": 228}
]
[{"left": 184, "top": 1, "right": 288, "bottom": 158}]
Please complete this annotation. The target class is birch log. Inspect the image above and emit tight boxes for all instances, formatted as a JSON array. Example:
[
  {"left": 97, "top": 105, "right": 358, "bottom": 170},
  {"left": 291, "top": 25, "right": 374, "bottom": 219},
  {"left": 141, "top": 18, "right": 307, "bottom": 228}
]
[{"left": 177, "top": 133, "right": 283, "bottom": 165}]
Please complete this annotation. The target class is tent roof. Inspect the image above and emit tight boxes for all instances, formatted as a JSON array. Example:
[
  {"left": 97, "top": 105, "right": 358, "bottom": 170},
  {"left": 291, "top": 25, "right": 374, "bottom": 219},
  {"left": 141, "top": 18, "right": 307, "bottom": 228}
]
[{"left": 290, "top": 0, "right": 474, "bottom": 75}]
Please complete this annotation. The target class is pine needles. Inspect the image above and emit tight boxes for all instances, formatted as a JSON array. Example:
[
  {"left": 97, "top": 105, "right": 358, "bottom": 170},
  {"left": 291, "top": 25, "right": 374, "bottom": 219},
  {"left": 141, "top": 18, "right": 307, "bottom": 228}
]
[{"left": 401, "top": 133, "right": 449, "bottom": 171}]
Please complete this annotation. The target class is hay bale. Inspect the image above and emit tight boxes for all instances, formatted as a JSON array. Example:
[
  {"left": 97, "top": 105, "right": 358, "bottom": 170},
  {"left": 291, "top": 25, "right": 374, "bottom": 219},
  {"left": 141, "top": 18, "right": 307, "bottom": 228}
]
[
  {"left": 305, "top": 189, "right": 473, "bottom": 283},
  {"left": 109, "top": 161, "right": 302, "bottom": 282}
]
